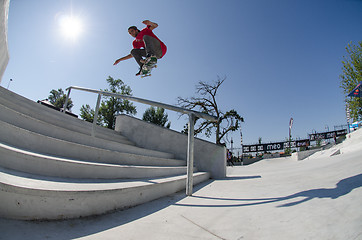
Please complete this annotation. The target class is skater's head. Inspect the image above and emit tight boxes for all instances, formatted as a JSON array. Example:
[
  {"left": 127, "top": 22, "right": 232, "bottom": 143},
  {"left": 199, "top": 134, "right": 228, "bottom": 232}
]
[{"left": 128, "top": 26, "right": 139, "bottom": 37}]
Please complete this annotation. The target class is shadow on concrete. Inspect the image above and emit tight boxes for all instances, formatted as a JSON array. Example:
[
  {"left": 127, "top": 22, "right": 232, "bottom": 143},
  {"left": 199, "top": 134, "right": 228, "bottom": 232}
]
[
  {"left": 276, "top": 173, "right": 362, "bottom": 207},
  {"left": 174, "top": 174, "right": 362, "bottom": 208},
  {"left": 0, "top": 180, "right": 213, "bottom": 240},
  {"left": 2, "top": 174, "right": 361, "bottom": 239},
  {"left": 220, "top": 176, "right": 262, "bottom": 181}
]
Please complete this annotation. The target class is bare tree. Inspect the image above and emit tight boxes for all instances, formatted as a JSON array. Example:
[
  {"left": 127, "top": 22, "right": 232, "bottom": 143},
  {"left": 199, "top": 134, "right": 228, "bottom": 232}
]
[{"left": 177, "top": 76, "right": 244, "bottom": 145}]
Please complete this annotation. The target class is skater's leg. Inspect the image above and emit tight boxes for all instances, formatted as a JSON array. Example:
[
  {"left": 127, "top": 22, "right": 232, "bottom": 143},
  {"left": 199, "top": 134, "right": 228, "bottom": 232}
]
[
  {"left": 143, "top": 35, "right": 163, "bottom": 59},
  {"left": 130, "top": 48, "right": 146, "bottom": 67}
]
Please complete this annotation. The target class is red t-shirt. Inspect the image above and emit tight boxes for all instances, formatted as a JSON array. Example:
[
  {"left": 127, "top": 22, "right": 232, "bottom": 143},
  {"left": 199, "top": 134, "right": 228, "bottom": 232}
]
[{"left": 132, "top": 26, "right": 167, "bottom": 58}]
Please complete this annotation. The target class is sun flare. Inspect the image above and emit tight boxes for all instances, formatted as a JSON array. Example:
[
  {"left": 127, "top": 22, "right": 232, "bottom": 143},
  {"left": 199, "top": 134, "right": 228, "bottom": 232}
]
[{"left": 59, "top": 15, "right": 83, "bottom": 41}]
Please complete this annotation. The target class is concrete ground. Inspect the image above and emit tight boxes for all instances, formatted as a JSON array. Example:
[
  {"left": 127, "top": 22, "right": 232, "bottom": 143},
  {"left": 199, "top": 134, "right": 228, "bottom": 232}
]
[{"left": 1, "top": 135, "right": 362, "bottom": 240}]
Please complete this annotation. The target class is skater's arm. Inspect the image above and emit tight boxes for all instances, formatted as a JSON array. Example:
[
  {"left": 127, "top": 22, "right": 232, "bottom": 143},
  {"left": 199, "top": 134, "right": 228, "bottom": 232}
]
[
  {"left": 113, "top": 54, "right": 133, "bottom": 65},
  {"left": 142, "top": 20, "right": 158, "bottom": 30}
]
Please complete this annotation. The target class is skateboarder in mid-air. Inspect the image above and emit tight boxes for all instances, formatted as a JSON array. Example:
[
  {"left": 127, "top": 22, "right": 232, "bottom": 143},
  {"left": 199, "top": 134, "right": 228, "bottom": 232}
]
[{"left": 113, "top": 20, "right": 167, "bottom": 76}]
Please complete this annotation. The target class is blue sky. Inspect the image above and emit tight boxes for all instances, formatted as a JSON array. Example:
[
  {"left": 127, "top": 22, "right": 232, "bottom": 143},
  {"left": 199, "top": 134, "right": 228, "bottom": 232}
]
[{"left": 2, "top": 0, "right": 362, "bottom": 151}]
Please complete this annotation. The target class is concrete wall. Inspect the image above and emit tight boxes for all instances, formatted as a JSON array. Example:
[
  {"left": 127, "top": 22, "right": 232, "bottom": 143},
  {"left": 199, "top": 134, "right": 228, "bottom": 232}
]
[
  {"left": 264, "top": 153, "right": 280, "bottom": 159},
  {"left": 291, "top": 149, "right": 320, "bottom": 161},
  {"left": 115, "top": 114, "right": 226, "bottom": 179},
  {"left": 242, "top": 157, "right": 262, "bottom": 165},
  {"left": 0, "top": 0, "right": 9, "bottom": 84}
]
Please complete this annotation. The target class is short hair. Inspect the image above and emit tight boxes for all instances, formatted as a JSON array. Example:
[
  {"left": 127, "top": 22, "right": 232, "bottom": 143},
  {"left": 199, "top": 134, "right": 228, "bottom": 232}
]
[{"left": 128, "top": 26, "right": 139, "bottom": 31}]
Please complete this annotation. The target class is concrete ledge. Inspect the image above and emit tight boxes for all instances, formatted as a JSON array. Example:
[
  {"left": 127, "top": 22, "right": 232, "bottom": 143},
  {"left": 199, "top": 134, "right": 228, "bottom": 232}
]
[
  {"left": 330, "top": 149, "right": 341, "bottom": 156},
  {"left": 0, "top": 121, "right": 185, "bottom": 167},
  {"left": 0, "top": 143, "right": 193, "bottom": 179},
  {"left": 0, "top": 171, "right": 210, "bottom": 220},
  {"left": 115, "top": 114, "right": 226, "bottom": 179},
  {"left": 291, "top": 149, "right": 321, "bottom": 161}
]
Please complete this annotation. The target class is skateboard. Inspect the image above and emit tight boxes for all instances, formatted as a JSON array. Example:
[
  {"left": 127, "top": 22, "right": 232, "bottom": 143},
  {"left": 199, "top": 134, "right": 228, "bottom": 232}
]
[{"left": 140, "top": 56, "right": 157, "bottom": 78}]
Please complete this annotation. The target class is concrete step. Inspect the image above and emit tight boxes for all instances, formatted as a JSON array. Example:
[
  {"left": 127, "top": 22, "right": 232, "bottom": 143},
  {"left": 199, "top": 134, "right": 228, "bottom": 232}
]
[
  {"left": 0, "top": 143, "right": 192, "bottom": 179},
  {"left": 0, "top": 167, "right": 210, "bottom": 220},
  {"left": 0, "top": 86, "right": 130, "bottom": 144},
  {"left": 0, "top": 122, "right": 185, "bottom": 166},
  {"left": 0, "top": 86, "right": 215, "bottom": 222},
  {"left": 0, "top": 102, "right": 174, "bottom": 159}
]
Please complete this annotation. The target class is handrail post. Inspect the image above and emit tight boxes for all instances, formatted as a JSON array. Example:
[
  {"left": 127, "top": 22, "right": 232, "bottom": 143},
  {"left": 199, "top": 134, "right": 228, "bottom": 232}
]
[
  {"left": 92, "top": 93, "right": 102, "bottom": 137},
  {"left": 63, "top": 87, "right": 72, "bottom": 114},
  {"left": 186, "top": 113, "right": 195, "bottom": 196}
]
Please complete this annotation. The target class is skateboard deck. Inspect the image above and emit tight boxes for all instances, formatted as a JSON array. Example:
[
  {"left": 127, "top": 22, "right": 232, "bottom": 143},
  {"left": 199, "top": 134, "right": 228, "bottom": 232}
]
[{"left": 140, "top": 56, "right": 157, "bottom": 78}]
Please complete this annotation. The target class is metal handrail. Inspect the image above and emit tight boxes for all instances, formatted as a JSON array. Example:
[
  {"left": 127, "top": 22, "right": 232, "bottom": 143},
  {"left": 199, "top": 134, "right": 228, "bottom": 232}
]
[
  {"left": 63, "top": 86, "right": 218, "bottom": 196},
  {"left": 64, "top": 86, "right": 217, "bottom": 121}
]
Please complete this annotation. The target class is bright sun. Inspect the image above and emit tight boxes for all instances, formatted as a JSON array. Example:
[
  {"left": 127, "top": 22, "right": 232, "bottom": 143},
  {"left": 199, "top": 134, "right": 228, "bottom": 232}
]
[{"left": 59, "top": 15, "right": 83, "bottom": 41}]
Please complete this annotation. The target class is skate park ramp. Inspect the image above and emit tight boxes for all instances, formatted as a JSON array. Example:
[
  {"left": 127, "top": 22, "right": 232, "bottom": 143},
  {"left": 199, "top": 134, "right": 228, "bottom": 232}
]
[
  {"left": 1, "top": 128, "right": 361, "bottom": 239},
  {"left": 0, "top": 1, "right": 361, "bottom": 238}
]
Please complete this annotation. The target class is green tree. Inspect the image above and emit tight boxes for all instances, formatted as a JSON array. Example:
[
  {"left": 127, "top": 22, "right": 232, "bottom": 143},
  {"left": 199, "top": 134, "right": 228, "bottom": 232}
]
[
  {"left": 339, "top": 41, "right": 362, "bottom": 121},
  {"left": 142, "top": 106, "right": 171, "bottom": 128},
  {"left": 79, "top": 104, "right": 102, "bottom": 125},
  {"left": 48, "top": 88, "right": 73, "bottom": 110},
  {"left": 80, "top": 76, "right": 137, "bottom": 129},
  {"left": 177, "top": 76, "right": 244, "bottom": 145}
]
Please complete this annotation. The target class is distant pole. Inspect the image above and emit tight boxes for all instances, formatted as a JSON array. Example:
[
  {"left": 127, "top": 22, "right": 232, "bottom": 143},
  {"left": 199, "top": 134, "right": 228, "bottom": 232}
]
[
  {"left": 289, "top": 118, "right": 293, "bottom": 153},
  {"left": 325, "top": 125, "right": 330, "bottom": 143},
  {"left": 346, "top": 106, "right": 351, "bottom": 133},
  {"left": 325, "top": 125, "right": 329, "bottom": 132},
  {"left": 240, "top": 129, "right": 243, "bottom": 164},
  {"left": 7, "top": 79, "right": 12, "bottom": 89}
]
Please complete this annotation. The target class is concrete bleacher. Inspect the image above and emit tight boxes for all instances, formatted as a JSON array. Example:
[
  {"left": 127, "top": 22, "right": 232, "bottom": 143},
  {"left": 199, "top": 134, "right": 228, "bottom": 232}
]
[{"left": 0, "top": 86, "right": 216, "bottom": 220}]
